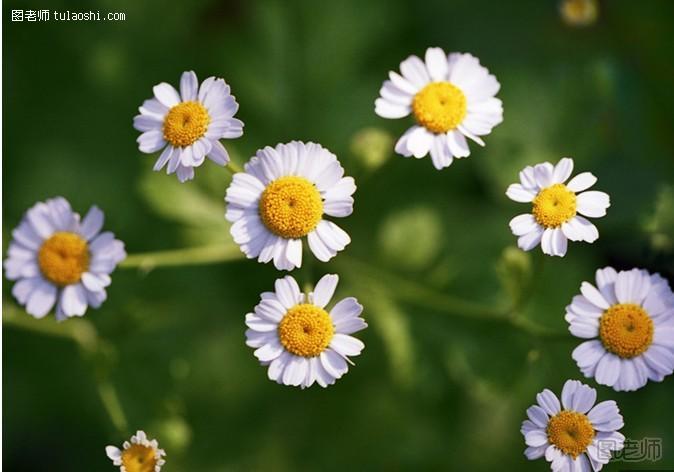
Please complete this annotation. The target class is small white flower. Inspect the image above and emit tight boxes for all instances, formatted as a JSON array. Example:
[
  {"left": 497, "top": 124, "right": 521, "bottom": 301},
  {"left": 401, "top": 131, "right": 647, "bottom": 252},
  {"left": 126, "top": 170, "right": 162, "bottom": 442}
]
[
  {"left": 374, "top": 47, "right": 503, "bottom": 169},
  {"left": 4, "top": 197, "right": 126, "bottom": 320},
  {"left": 566, "top": 267, "right": 674, "bottom": 391},
  {"left": 105, "top": 430, "right": 166, "bottom": 472},
  {"left": 522, "top": 380, "right": 624, "bottom": 471},
  {"left": 506, "top": 157, "right": 610, "bottom": 257},
  {"left": 225, "top": 141, "right": 355, "bottom": 271},
  {"left": 245, "top": 274, "right": 367, "bottom": 388},
  {"left": 133, "top": 70, "right": 243, "bottom": 183}
]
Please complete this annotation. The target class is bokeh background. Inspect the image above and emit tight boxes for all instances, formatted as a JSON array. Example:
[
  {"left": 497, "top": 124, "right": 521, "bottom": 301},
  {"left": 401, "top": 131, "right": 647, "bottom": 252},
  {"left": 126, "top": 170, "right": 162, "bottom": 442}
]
[{"left": 4, "top": 0, "right": 674, "bottom": 470}]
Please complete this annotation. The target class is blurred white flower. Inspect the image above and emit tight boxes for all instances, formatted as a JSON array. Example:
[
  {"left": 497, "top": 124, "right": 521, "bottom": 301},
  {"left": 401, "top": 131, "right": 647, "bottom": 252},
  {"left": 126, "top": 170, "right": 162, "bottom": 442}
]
[
  {"left": 374, "top": 47, "right": 503, "bottom": 169},
  {"left": 106, "top": 430, "right": 166, "bottom": 472},
  {"left": 522, "top": 380, "right": 624, "bottom": 471},
  {"left": 225, "top": 141, "right": 355, "bottom": 271},
  {"left": 4, "top": 197, "right": 125, "bottom": 320},
  {"left": 566, "top": 267, "right": 674, "bottom": 391},
  {"left": 133, "top": 70, "right": 243, "bottom": 182},
  {"left": 506, "top": 157, "right": 610, "bottom": 256},
  {"left": 245, "top": 274, "right": 367, "bottom": 388}
]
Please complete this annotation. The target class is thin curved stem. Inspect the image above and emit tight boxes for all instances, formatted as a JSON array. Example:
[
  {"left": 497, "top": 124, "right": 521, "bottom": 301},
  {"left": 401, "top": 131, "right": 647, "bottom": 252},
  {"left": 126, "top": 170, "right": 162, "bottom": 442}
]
[
  {"left": 119, "top": 245, "right": 244, "bottom": 271},
  {"left": 2, "top": 303, "right": 129, "bottom": 433},
  {"left": 226, "top": 161, "right": 243, "bottom": 174},
  {"left": 335, "top": 255, "right": 570, "bottom": 340}
]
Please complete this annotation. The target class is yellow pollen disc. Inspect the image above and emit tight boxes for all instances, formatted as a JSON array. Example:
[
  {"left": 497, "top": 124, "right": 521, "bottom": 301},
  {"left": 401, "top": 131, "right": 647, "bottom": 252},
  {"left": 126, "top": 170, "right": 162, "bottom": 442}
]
[
  {"left": 532, "top": 184, "right": 577, "bottom": 228},
  {"left": 259, "top": 176, "right": 323, "bottom": 239},
  {"left": 412, "top": 82, "right": 467, "bottom": 133},
  {"left": 38, "top": 232, "right": 89, "bottom": 286},
  {"left": 547, "top": 410, "right": 595, "bottom": 458},
  {"left": 278, "top": 303, "right": 334, "bottom": 357},
  {"left": 121, "top": 444, "right": 157, "bottom": 472},
  {"left": 599, "top": 303, "right": 653, "bottom": 358},
  {"left": 163, "top": 101, "right": 210, "bottom": 147}
]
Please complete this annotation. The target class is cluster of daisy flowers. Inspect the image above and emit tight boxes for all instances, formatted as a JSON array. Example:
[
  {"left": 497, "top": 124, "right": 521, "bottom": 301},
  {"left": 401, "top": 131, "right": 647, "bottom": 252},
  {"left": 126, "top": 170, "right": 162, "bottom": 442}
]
[{"left": 3, "top": 47, "right": 673, "bottom": 471}]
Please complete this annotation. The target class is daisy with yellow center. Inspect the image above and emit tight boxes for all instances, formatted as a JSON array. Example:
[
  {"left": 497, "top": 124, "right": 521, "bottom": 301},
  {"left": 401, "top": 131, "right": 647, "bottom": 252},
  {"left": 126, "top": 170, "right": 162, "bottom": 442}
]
[
  {"left": 506, "top": 157, "right": 610, "bottom": 257},
  {"left": 245, "top": 274, "right": 367, "bottom": 388},
  {"left": 106, "top": 430, "right": 166, "bottom": 472},
  {"left": 522, "top": 380, "right": 624, "bottom": 471},
  {"left": 134, "top": 70, "right": 243, "bottom": 182},
  {"left": 374, "top": 47, "right": 503, "bottom": 169},
  {"left": 566, "top": 267, "right": 674, "bottom": 391},
  {"left": 225, "top": 141, "right": 356, "bottom": 271},
  {"left": 3, "top": 197, "right": 126, "bottom": 320}
]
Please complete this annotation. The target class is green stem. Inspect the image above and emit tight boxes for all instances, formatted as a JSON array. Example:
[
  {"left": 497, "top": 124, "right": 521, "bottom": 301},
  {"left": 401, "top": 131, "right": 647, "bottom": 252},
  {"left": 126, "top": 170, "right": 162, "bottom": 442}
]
[
  {"left": 226, "top": 161, "right": 243, "bottom": 174},
  {"left": 3, "top": 302, "right": 129, "bottom": 433},
  {"left": 335, "top": 255, "right": 569, "bottom": 339},
  {"left": 119, "top": 245, "right": 244, "bottom": 271}
]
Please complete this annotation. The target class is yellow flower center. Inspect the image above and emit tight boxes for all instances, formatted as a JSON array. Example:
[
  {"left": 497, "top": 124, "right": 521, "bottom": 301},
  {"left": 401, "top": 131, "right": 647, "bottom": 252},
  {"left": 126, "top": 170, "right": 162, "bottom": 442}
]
[
  {"left": 121, "top": 444, "right": 157, "bottom": 472},
  {"left": 599, "top": 303, "right": 653, "bottom": 358},
  {"left": 547, "top": 410, "right": 595, "bottom": 458},
  {"left": 38, "top": 232, "right": 89, "bottom": 286},
  {"left": 532, "top": 184, "right": 577, "bottom": 228},
  {"left": 412, "top": 82, "right": 467, "bottom": 133},
  {"left": 278, "top": 304, "right": 335, "bottom": 357},
  {"left": 163, "top": 101, "right": 210, "bottom": 147},
  {"left": 258, "top": 176, "right": 323, "bottom": 239}
]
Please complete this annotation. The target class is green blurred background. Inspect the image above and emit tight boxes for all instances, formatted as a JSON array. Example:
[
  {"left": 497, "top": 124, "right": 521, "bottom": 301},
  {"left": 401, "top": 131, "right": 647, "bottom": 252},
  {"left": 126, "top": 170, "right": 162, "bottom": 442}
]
[{"left": 4, "top": 0, "right": 674, "bottom": 470}]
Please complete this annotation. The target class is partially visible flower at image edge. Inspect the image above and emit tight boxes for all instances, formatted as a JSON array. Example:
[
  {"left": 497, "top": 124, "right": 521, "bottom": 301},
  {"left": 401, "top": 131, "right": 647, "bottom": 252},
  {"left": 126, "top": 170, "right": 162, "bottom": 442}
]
[
  {"left": 374, "top": 47, "right": 503, "bottom": 169},
  {"left": 225, "top": 141, "right": 355, "bottom": 271},
  {"left": 522, "top": 379, "right": 624, "bottom": 471},
  {"left": 566, "top": 266, "right": 674, "bottom": 391},
  {"left": 245, "top": 273, "right": 367, "bottom": 388},
  {"left": 106, "top": 430, "right": 166, "bottom": 472},
  {"left": 133, "top": 70, "right": 243, "bottom": 183},
  {"left": 507, "top": 157, "right": 610, "bottom": 257},
  {"left": 3, "top": 197, "right": 126, "bottom": 320}
]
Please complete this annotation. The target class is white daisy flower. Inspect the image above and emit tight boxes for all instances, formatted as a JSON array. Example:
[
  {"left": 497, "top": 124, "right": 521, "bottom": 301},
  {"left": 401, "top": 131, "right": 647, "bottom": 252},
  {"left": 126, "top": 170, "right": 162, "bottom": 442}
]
[
  {"left": 105, "top": 430, "right": 166, "bottom": 472},
  {"left": 245, "top": 274, "right": 367, "bottom": 388},
  {"left": 522, "top": 380, "right": 624, "bottom": 472},
  {"left": 3, "top": 197, "right": 126, "bottom": 320},
  {"left": 374, "top": 47, "right": 503, "bottom": 169},
  {"left": 506, "top": 157, "right": 610, "bottom": 257},
  {"left": 225, "top": 141, "right": 355, "bottom": 271},
  {"left": 133, "top": 70, "right": 243, "bottom": 183},
  {"left": 566, "top": 267, "right": 674, "bottom": 391}
]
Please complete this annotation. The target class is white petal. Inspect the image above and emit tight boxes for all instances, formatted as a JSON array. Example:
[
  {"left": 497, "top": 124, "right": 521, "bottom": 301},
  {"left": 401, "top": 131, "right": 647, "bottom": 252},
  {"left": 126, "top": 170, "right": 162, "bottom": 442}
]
[
  {"left": 509, "top": 214, "right": 538, "bottom": 236},
  {"left": 330, "top": 333, "right": 364, "bottom": 357},
  {"left": 566, "top": 172, "right": 597, "bottom": 192},
  {"left": 517, "top": 226, "right": 544, "bottom": 251},
  {"left": 446, "top": 130, "right": 470, "bottom": 158},
  {"left": 533, "top": 162, "right": 554, "bottom": 189},
  {"left": 399, "top": 55, "right": 430, "bottom": 88},
  {"left": 576, "top": 191, "right": 610, "bottom": 218},
  {"left": 374, "top": 98, "right": 410, "bottom": 119},
  {"left": 25, "top": 279, "right": 57, "bottom": 318},
  {"left": 581, "top": 282, "right": 610, "bottom": 310},
  {"left": 595, "top": 353, "right": 620, "bottom": 387},
  {"left": 552, "top": 157, "right": 574, "bottom": 184},
  {"left": 137, "top": 130, "right": 166, "bottom": 153},
  {"left": 79, "top": 206, "right": 104, "bottom": 241},
  {"left": 180, "top": 70, "right": 198, "bottom": 101},
  {"left": 311, "top": 274, "right": 339, "bottom": 308},
  {"left": 60, "top": 283, "right": 88, "bottom": 317},
  {"left": 274, "top": 276, "right": 302, "bottom": 309},
  {"left": 536, "top": 389, "right": 561, "bottom": 416},
  {"left": 153, "top": 82, "right": 181, "bottom": 108},
  {"left": 424, "top": 47, "right": 449, "bottom": 81},
  {"left": 506, "top": 184, "right": 536, "bottom": 203},
  {"left": 407, "top": 126, "right": 434, "bottom": 158}
]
